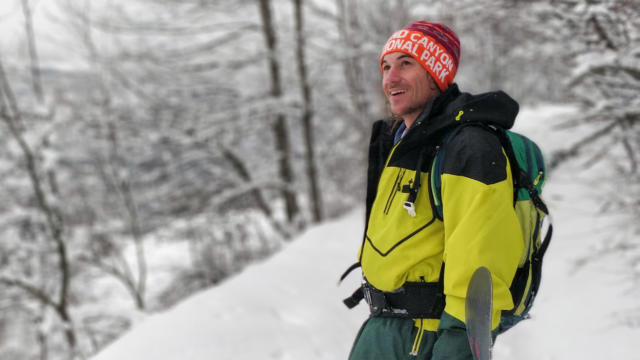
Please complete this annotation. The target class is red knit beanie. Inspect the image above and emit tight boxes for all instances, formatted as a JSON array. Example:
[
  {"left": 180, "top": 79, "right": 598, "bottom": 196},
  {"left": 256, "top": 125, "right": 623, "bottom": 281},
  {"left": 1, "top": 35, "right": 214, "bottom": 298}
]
[{"left": 380, "top": 21, "right": 460, "bottom": 91}]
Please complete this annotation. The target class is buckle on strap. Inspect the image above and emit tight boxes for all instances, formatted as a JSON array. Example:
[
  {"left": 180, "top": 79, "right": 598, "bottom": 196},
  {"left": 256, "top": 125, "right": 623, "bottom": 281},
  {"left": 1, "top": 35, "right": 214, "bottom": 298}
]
[
  {"left": 362, "top": 281, "right": 445, "bottom": 319},
  {"left": 363, "top": 283, "right": 387, "bottom": 316}
]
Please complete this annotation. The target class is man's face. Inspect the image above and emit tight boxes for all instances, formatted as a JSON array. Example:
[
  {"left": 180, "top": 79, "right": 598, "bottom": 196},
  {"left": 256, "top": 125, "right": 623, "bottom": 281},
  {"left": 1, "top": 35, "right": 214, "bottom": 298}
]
[{"left": 381, "top": 52, "right": 439, "bottom": 124}]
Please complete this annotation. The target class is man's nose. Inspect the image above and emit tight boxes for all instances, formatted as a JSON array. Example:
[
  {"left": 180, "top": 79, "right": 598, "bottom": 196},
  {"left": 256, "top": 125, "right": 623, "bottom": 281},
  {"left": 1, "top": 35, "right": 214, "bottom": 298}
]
[{"left": 383, "top": 66, "right": 401, "bottom": 85}]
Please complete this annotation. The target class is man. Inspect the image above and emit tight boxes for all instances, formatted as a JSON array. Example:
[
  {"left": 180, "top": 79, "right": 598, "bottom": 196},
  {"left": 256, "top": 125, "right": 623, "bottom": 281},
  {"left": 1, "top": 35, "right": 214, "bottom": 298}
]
[{"left": 346, "top": 21, "right": 523, "bottom": 359}]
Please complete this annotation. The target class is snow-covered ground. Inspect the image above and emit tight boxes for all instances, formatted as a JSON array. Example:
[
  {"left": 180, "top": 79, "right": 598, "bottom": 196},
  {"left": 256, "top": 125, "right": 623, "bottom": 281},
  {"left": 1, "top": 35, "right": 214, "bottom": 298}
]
[
  {"left": 91, "top": 210, "right": 369, "bottom": 360},
  {"left": 92, "top": 105, "right": 640, "bottom": 360}
]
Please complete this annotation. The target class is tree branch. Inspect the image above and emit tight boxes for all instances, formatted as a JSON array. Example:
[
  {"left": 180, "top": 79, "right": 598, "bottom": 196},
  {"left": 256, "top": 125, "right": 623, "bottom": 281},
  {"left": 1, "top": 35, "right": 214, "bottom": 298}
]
[
  {"left": 0, "top": 275, "right": 59, "bottom": 310},
  {"left": 548, "top": 119, "right": 619, "bottom": 170}
]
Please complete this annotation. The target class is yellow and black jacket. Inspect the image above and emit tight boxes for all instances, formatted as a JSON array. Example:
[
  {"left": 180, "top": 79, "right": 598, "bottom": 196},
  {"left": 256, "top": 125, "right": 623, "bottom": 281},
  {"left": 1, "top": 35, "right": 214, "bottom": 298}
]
[{"left": 359, "top": 84, "right": 523, "bottom": 334}]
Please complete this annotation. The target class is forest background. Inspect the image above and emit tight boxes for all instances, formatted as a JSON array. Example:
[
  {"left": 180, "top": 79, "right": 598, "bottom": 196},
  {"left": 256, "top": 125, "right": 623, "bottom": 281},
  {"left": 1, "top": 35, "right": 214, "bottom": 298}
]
[{"left": 0, "top": 0, "right": 638, "bottom": 359}]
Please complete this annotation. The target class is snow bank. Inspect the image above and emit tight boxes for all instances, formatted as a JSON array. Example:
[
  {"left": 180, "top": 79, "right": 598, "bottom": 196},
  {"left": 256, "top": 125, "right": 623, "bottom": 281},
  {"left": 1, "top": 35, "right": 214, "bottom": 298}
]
[{"left": 92, "top": 211, "right": 369, "bottom": 360}]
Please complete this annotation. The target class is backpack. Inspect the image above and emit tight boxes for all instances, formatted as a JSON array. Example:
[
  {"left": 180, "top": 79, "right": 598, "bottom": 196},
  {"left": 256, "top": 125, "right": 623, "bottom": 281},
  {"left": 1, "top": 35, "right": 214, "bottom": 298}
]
[{"left": 429, "top": 122, "right": 553, "bottom": 333}]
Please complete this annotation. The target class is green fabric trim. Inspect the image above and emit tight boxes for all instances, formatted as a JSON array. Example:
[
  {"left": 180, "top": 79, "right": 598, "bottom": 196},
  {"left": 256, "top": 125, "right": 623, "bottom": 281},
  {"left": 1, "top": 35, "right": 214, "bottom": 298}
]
[
  {"left": 432, "top": 312, "right": 499, "bottom": 360},
  {"left": 432, "top": 312, "right": 473, "bottom": 360}
]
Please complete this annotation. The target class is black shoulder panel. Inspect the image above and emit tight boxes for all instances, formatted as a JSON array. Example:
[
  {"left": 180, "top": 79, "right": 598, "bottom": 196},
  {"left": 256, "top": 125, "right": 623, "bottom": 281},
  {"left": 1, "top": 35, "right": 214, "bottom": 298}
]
[
  {"left": 442, "top": 126, "right": 507, "bottom": 185},
  {"left": 365, "top": 120, "right": 394, "bottom": 219}
]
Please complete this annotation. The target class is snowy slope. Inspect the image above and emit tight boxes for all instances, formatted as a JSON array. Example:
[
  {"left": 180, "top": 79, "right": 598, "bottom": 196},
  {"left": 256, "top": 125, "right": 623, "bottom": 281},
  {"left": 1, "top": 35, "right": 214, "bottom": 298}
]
[
  {"left": 92, "top": 105, "right": 640, "bottom": 360},
  {"left": 91, "top": 211, "right": 370, "bottom": 360},
  {"left": 496, "top": 105, "right": 640, "bottom": 359}
]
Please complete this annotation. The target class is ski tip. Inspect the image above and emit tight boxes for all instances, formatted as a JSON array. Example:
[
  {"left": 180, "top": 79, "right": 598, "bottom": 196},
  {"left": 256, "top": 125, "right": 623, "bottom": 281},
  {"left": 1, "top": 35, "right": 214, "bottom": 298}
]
[{"left": 473, "top": 266, "right": 491, "bottom": 279}]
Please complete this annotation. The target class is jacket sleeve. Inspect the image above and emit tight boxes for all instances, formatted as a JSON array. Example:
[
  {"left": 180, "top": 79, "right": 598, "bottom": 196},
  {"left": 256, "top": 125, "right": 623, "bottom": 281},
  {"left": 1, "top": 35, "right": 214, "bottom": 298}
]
[{"left": 431, "top": 126, "right": 523, "bottom": 359}]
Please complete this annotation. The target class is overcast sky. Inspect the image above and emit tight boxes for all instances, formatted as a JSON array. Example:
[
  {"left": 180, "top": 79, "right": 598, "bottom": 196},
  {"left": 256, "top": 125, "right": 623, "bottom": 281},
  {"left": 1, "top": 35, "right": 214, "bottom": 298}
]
[
  {"left": 0, "top": 0, "right": 83, "bottom": 68},
  {"left": 0, "top": 0, "right": 23, "bottom": 49}
]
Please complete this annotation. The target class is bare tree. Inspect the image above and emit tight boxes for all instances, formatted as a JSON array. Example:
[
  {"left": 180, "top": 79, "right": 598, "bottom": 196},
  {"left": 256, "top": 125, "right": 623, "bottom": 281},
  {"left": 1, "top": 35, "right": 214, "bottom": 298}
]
[
  {"left": 549, "top": 0, "right": 640, "bottom": 172},
  {"left": 56, "top": 0, "right": 151, "bottom": 311},
  {"left": 335, "top": 0, "right": 371, "bottom": 138},
  {"left": 293, "top": 0, "right": 322, "bottom": 222},
  {"left": 82, "top": 120, "right": 149, "bottom": 310},
  {"left": 0, "top": 59, "right": 77, "bottom": 357},
  {"left": 258, "top": 0, "right": 301, "bottom": 226}
]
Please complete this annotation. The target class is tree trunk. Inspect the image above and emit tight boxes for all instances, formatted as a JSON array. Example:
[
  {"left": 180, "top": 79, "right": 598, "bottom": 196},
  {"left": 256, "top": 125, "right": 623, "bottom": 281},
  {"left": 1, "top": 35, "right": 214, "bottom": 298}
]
[
  {"left": 335, "top": 0, "right": 370, "bottom": 139},
  {"left": 37, "top": 328, "right": 48, "bottom": 360},
  {"left": 106, "top": 122, "right": 147, "bottom": 310},
  {"left": 56, "top": 305, "right": 77, "bottom": 354},
  {"left": 20, "top": 0, "right": 44, "bottom": 103},
  {"left": 293, "top": 0, "right": 323, "bottom": 222},
  {"left": 121, "top": 179, "right": 147, "bottom": 310},
  {"left": 258, "top": 0, "right": 300, "bottom": 224}
]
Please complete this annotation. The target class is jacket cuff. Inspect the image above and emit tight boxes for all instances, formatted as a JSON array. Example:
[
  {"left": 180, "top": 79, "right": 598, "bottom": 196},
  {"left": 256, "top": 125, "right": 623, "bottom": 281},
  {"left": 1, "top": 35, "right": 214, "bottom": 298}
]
[
  {"left": 445, "top": 294, "right": 502, "bottom": 330},
  {"left": 432, "top": 311, "right": 472, "bottom": 360}
]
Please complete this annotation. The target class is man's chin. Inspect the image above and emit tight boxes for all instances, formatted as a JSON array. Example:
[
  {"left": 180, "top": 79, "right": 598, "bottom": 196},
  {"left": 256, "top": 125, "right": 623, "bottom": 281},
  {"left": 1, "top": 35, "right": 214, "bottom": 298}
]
[
  {"left": 390, "top": 107, "right": 410, "bottom": 118},
  {"left": 391, "top": 108, "right": 421, "bottom": 120}
]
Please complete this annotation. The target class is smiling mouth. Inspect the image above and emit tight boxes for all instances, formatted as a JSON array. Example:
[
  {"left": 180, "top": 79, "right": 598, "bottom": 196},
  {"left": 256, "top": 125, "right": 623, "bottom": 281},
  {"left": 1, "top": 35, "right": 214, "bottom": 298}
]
[{"left": 390, "top": 90, "right": 406, "bottom": 96}]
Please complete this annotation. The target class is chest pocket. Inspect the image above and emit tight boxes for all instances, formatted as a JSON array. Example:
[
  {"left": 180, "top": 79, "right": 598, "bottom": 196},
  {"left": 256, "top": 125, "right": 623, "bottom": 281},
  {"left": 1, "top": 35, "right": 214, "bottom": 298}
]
[{"left": 365, "top": 166, "right": 438, "bottom": 256}]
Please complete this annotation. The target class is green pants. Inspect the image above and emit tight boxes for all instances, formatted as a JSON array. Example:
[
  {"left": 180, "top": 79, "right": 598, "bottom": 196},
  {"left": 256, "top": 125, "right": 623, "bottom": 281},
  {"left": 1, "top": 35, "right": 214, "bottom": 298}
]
[
  {"left": 348, "top": 317, "right": 437, "bottom": 359},
  {"left": 349, "top": 313, "right": 479, "bottom": 360}
]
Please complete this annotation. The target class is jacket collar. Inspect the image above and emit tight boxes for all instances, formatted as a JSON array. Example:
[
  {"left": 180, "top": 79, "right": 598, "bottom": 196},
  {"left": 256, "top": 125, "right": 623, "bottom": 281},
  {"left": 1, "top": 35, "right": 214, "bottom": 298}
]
[{"left": 398, "top": 83, "right": 519, "bottom": 148}]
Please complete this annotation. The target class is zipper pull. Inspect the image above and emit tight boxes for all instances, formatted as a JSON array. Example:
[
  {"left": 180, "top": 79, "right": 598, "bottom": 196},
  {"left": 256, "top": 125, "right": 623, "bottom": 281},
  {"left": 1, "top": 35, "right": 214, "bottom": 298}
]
[
  {"left": 403, "top": 201, "right": 417, "bottom": 217},
  {"left": 533, "top": 170, "right": 544, "bottom": 186}
]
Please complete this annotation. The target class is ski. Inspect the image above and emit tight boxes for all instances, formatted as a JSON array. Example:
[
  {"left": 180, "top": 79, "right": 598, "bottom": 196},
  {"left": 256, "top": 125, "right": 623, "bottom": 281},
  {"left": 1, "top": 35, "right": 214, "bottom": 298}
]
[{"left": 466, "top": 266, "right": 493, "bottom": 360}]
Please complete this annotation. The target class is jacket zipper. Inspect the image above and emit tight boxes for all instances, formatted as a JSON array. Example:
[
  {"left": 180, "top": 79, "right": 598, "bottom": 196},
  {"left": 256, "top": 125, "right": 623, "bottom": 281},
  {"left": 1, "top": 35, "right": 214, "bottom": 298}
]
[
  {"left": 380, "top": 139, "right": 404, "bottom": 215},
  {"left": 384, "top": 169, "right": 406, "bottom": 215}
]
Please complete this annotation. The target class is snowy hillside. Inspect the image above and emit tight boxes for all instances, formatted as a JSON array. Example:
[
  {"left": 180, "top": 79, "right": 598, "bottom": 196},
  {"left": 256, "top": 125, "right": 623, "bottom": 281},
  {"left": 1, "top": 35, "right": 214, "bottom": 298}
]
[
  {"left": 91, "top": 211, "right": 369, "bottom": 360},
  {"left": 92, "top": 105, "right": 640, "bottom": 360}
]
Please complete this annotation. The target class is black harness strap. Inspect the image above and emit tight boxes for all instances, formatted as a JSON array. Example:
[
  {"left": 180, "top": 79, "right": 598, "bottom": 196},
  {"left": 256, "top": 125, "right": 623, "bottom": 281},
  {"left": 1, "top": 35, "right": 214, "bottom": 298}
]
[
  {"left": 343, "top": 287, "right": 364, "bottom": 309},
  {"left": 343, "top": 264, "right": 446, "bottom": 319},
  {"left": 339, "top": 262, "right": 362, "bottom": 283}
]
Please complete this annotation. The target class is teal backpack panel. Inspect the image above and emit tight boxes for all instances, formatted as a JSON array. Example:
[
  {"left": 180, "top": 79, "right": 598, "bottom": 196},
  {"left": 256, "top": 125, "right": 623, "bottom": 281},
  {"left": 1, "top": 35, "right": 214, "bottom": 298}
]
[{"left": 505, "top": 130, "right": 545, "bottom": 201}]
